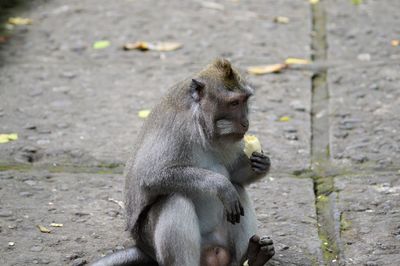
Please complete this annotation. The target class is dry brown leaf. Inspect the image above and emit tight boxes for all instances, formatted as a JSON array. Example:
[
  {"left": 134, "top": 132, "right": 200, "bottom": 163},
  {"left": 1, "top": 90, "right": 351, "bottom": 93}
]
[
  {"left": 8, "top": 17, "right": 32, "bottom": 25},
  {"left": 152, "top": 42, "right": 182, "bottom": 51},
  {"left": 123, "top": 41, "right": 150, "bottom": 51},
  {"left": 285, "top": 58, "right": 310, "bottom": 65},
  {"left": 273, "top": 16, "right": 290, "bottom": 24},
  {"left": 201, "top": 1, "right": 225, "bottom": 11},
  {"left": 0, "top": 36, "right": 9, "bottom": 44},
  {"left": 391, "top": 40, "right": 400, "bottom": 47},
  {"left": 37, "top": 225, "right": 51, "bottom": 233},
  {"left": 124, "top": 41, "right": 182, "bottom": 52},
  {"left": 247, "top": 64, "right": 287, "bottom": 75},
  {"left": 50, "top": 223, "right": 63, "bottom": 227}
]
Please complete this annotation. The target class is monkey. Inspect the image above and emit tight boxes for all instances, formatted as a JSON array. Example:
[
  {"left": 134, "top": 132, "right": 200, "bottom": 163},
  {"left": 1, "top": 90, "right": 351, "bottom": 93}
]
[{"left": 92, "top": 58, "right": 274, "bottom": 266}]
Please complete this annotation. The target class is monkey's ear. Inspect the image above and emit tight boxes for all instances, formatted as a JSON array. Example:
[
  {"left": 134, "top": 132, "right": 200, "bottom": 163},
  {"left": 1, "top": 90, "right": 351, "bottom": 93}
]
[
  {"left": 190, "top": 79, "right": 205, "bottom": 102},
  {"left": 214, "top": 58, "right": 234, "bottom": 79}
]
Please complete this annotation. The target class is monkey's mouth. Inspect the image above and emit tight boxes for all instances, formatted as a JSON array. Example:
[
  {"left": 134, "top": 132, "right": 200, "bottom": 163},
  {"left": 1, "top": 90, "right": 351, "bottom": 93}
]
[{"left": 229, "top": 133, "right": 246, "bottom": 141}]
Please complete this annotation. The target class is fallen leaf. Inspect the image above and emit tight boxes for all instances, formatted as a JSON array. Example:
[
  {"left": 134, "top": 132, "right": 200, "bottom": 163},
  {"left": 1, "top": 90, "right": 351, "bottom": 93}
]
[
  {"left": 243, "top": 260, "right": 249, "bottom": 266},
  {"left": 351, "top": 0, "right": 363, "bottom": 5},
  {"left": 37, "top": 225, "right": 51, "bottom": 233},
  {"left": 285, "top": 58, "right": 310, "bottom": 65},
  {"left": 0, "top": 36, "right": 9, "bottom": 43},
  {"left": 93, "top": 40, "right": 111, "bottom": 49},
  {"left": 123, "top": 41, "right": 149, "bottom": 51},
  {"left": 309, "top": 0, "right": 319, "bottom": 4},
  {"left": 50, "top": 223, "right": 63, "bottom": 227},
  {"left": 279, "top": 116, "right": 291, "bottom": 122},
  {"left": 8, "top": 17, "right": 32, "bottom": 25},
  {"left": 201, "top": 1, "right": 225, "bottom": 11},
  {"left": 273, "top": 16, "right": 290, "bottom": 24},
  {"left": 8, "top": 242, "right": 15, "bottom": 246},
  {"left": 247, "top": 64, "right": 287, "bottom": 75},
  {"left": 138, "top": 109, "right": 151, "bottom": 119},
  {"left": 0, "top": 133, "right": 18, "bottom": 144},
  {"left": 391, "top": 40, "right": 400, "bottom": 47},
  {"left": 124, "top": 41, "right": 182, "bottom": 52},
  {"left": 152, "top": 42, "right": 182, "bottom": 51}
]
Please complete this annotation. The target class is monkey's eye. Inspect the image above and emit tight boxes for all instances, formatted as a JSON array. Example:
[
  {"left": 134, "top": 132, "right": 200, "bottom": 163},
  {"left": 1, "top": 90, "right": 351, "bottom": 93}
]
[{"left": 230, "top": 100, "right": 240, "bottom": 106}]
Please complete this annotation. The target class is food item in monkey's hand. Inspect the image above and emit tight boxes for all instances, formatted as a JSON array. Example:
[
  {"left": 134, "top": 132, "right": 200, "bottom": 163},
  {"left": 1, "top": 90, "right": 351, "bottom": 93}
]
[{"left": 243, "top": 135, "right": 262, "bottom": 158}]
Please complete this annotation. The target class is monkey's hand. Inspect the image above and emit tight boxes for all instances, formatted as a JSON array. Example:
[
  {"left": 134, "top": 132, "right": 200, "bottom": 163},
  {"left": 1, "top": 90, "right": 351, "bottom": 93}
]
[
  {"left": 250, "top": 152, "right": 270, "bottom": 175},
  {"left": 218, "top": 183, "right": 244, "bottom": 224}
]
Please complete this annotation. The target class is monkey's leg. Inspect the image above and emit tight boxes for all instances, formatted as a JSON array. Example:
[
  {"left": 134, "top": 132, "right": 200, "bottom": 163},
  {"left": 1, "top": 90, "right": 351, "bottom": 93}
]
[
  {"left": 90, "top": 246, "right": 157, "bottom": 266},
  {"left": 228, "top": 186, "right": 258, "bottom": 265},
  {"left": 152, "top": 194, "right": 201, "bottom": 266}
]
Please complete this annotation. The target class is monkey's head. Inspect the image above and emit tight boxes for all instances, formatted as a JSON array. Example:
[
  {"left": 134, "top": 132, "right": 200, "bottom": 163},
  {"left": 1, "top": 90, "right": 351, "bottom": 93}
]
[{"left": 190, "top": 58, "right": 253, "bottom": 143}]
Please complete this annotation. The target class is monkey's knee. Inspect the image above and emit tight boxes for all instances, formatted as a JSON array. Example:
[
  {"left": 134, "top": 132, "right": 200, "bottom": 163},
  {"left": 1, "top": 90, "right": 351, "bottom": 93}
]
[
  {"left": 201, "top": 246, "right": 231, "bottom": 266},
  {"left": 153, "top": 195, "right": 201, "bottom": 265}
]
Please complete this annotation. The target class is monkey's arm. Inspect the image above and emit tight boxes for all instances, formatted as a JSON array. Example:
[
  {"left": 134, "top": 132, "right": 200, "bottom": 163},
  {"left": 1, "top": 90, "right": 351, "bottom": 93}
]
[
  {"left": 229, "top": 152, "right": 270, "bottom": 185},
  {"left": 142, "top": 166, "right": 244, "bottom": 224}
]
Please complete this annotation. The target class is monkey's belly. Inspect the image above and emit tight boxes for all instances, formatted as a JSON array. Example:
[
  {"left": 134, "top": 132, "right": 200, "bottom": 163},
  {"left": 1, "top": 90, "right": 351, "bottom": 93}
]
[{"left": 193, "top": 195, "right": 229, "bottom": 247}]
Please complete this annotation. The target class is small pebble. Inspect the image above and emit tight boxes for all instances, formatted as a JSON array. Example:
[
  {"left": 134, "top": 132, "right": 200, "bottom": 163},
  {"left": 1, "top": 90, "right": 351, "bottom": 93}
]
[
  {"left": 280, "top": 245, "right": 290, "bottom": 251},
  {"left": 72, "top": 258, "right": 87, "bottom": 266},
  {"left": 30, "top": 245, "right": 43, "bottom": 252},
  {"left": 60, "top": 72, "right": 77, "bottom": 79},
  {"left": 369, "top": 83, "right": 379, "bottom": 90},
  {"left": 20, "top": 191, "right": 34, "bottom": 197},
  {"left": 24, "top": 180, "right": 37, "bottom": 186},
  {"left": 357, "top": 53, "right": 371, "bottom": 61}
]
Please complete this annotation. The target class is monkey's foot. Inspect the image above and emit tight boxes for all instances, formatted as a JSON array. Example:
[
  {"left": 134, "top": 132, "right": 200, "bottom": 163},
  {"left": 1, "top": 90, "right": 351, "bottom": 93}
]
[{"left": 247, "top": 235, "right": 274, "bottom": 266}]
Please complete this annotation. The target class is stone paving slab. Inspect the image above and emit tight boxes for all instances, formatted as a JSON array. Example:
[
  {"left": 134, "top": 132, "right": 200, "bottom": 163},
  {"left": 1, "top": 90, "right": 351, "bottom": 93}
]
[
  {"left": 326, "top": 0, "right": 400, "bottom": 169},
  {"left": 0, "top": 171, "right": 322, "bottom": 265},
  {"left": 249, "top": 175, "right": 323, "bottom": 265},
  {"left": 0, "top": 171, "right": 129, "bottom": 266},
  {"left": 326, "top": 0, "right": 400, "bottom": 62},
  {"left": 0, "top": 0, "right": 311, "bottom": 172},
  {"left": 328, "top": 65, "right": 400, "bottom": 169},
  {"left": 335, "top": 173, "right": 400, "bottom": 265}
]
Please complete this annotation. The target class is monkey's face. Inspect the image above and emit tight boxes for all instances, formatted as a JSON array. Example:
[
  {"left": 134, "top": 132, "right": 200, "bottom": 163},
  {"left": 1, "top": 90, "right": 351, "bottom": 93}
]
[
  {"left": 192, "top": 58, "right": 254, "bottom": 143},
  {"left": 211, "top": 90, "right": 251, "bottom": 142}
]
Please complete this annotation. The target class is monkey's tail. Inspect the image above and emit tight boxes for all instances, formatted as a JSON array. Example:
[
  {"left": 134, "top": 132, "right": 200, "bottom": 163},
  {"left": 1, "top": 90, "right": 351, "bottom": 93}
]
[{"left": 91, "top": 247, "right": 158, "bottom": 266}]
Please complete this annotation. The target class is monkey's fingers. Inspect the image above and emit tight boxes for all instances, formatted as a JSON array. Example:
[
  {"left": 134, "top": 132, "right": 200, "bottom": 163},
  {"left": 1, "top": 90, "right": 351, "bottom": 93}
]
[
  {"left": 251, "top": 162, "right": 269, "bottom": 172},
  {"left": 226, "top": 210, "right": 236, "bottom": 224},
  {"left": 250, "top": 156, "right": 269, "bottom": 165},
  {"left": 235, "top": 212, "right": 241, "bottom": 223},
  {"left": 251, "top": 151, "right": 267, "bottom": 158}
]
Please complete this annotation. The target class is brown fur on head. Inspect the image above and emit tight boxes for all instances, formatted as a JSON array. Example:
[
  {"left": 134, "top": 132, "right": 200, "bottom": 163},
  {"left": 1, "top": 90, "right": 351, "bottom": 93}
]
[
  {"left": 190, "top": 58, "right": 254, "bottom": 144},
  {"left": 197, "top": 58, "right": 250, "bottom": 93}
]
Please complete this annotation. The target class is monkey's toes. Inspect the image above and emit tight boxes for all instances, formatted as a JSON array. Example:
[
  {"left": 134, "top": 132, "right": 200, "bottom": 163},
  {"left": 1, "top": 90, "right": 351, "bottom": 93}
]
[
  {"left": 259, "top": 236, "right": 273, "bottom": 246},
  {"left": 247, "top": 235, "right": 275, "bottom": 266},
  {"left": 247, "top": 235, "right": 261, "bottom": 260}
]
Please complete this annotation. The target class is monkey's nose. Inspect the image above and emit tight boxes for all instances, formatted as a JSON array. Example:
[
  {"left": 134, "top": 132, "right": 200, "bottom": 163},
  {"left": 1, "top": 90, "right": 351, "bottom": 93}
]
[{"left": 241, "top": 120, "right": 249, "bottom": 129}]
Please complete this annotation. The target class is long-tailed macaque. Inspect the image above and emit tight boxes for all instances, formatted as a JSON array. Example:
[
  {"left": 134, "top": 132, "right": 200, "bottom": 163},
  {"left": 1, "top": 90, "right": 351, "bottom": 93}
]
[{"left": 92, "top": 58, "right": 274, "bottom": 266}]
